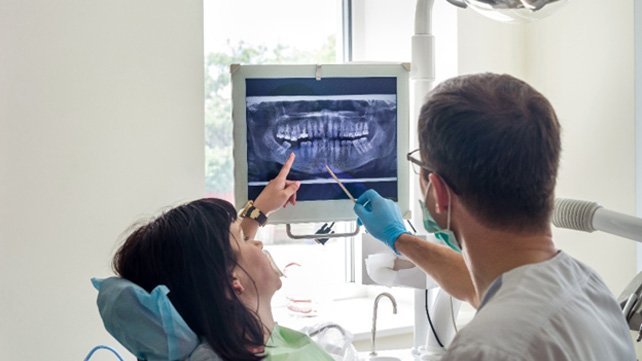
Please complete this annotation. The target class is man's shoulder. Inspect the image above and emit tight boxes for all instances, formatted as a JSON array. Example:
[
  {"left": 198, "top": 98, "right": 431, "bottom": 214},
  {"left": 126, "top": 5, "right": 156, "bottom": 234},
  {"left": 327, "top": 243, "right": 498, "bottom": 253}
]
[
  {"left": 447, "top": 252, "right": 635, "bottom": 361},
  {"left": 443, "top": 341, "right": 525, "bottom": 361},
  {"left": 497, "top": 251, "right": 608, "bottom": 301},
  {"left": 449, "top": 296, "right": 543, "bottom": 357}
]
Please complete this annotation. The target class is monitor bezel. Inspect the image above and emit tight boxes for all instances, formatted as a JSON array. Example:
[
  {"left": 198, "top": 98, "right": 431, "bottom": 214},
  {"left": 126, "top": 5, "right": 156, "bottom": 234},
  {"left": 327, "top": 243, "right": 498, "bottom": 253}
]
[{"left": 232, "top": 63, "right": 410, "bottom": 224}]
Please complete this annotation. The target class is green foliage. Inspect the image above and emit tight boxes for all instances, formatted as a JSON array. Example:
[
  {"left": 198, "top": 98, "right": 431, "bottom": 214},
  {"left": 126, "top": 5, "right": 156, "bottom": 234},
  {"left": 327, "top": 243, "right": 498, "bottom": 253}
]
[{"left": 205, "top": 37, "right": 336, "bottom": 195}]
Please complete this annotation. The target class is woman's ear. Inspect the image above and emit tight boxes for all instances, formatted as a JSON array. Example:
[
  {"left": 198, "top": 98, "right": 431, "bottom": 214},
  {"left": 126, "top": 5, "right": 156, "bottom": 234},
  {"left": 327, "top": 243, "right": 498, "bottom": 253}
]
[
  {"left": 231, "top": 272, "right": 245, "bottom": 294},
  {"left": 428, "top": 173, "right": 451, "bottom": 214}
]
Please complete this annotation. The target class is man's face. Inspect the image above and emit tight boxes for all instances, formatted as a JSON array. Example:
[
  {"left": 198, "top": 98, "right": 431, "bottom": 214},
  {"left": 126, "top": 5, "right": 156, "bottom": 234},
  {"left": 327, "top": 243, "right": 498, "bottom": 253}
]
[{"left": 419, "top": 170, "right": 449, "bottom": 230}]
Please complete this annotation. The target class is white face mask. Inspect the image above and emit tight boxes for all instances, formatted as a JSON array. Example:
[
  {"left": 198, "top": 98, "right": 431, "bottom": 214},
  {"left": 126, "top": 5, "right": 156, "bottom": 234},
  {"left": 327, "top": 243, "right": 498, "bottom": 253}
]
[{"left": 418, "top": 180, "right": 462, "bottom": 253}]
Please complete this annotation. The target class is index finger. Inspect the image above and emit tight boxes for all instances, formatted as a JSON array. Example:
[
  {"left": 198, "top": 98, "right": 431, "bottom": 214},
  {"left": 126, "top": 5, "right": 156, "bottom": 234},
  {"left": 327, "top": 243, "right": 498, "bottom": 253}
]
[{"left": 276, "top": 152, "right": 295, "bottom": 179}]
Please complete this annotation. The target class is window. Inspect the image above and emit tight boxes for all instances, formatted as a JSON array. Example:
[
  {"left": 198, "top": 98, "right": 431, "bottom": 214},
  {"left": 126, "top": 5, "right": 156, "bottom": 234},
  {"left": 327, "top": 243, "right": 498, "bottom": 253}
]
[
  {"left": 204, "top": 1, "right": 415, "bottom": 333},
  {"left": 205, "top": 0, "right": 342, "bottom": 201},
  {"left": 204, "top": 0, "right": 363, "bottom": 306}
]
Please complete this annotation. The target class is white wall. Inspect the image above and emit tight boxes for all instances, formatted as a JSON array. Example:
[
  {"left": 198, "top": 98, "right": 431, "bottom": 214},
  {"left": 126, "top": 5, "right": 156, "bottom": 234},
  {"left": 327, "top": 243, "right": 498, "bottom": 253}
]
[
  {"left": 0, "top": 1, "right": 204, "bottom": 360},
  {"left": 525, "top": 0, "right": 636, "bottom": 295},
  {"left": 457, "top": 0, "right": 636, "bottom": 295},
  {"left": 526, "top": 0, "right": 638, "bottom": 350},
  {"left": 457, "top": 10, "right": 526, "bottom": 76},
  {"left": 351, "top": 0, "right": 458, "bottom": 83},
  {"left": 351, "top": 0, "right": 415, "bottom": 63}
]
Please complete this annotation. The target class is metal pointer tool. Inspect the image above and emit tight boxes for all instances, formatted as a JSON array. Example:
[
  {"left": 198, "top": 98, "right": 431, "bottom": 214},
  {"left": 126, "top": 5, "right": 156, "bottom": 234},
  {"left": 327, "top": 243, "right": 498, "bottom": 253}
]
[{"left": 325, "top": 164, "right": 356, "bottom": 203}]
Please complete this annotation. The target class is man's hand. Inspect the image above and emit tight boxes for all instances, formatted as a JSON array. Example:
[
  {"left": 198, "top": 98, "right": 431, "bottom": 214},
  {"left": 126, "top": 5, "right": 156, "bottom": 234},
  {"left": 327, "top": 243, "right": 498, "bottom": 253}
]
[{"left": 353, "top": 189, "right": 410, "bottom": 254}]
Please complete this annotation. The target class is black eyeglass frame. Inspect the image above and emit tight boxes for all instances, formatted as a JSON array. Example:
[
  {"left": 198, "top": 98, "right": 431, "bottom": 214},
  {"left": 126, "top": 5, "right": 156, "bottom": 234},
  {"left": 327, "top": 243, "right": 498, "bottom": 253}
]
[
  {"left": 406, "top": 149, "right": 434, "bottom": 174},
  {"left": 406, "top": 148, "right": 459, "bottom": 194}
]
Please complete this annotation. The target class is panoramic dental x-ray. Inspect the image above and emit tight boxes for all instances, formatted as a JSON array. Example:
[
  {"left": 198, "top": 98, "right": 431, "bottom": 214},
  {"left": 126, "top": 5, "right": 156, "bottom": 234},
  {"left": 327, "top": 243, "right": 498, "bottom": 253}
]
[{"left": 245, "top": 77, "right": 399, "bottom": 203}]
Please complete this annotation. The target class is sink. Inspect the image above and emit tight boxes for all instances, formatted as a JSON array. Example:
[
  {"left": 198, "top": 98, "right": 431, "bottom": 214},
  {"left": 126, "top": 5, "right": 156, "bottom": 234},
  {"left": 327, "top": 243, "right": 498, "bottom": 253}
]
[{"left": 358, "top": 348, "right": 412, "bottom": 361}]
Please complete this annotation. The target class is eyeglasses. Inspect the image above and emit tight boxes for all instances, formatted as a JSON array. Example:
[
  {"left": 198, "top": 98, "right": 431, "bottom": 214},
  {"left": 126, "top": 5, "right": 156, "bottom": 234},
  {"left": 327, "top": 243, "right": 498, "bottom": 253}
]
[
  {"left": 407, "top": 149, "right": 460, "bottom": 194},
  {"left": 406, "top": 149, "right": 434, "bottom": 175}
]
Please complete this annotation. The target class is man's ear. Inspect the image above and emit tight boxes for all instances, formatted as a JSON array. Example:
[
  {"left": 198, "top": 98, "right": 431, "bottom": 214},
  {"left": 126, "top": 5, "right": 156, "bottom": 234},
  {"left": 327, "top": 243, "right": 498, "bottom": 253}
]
[
  {"left": 428, "top": 173, "right": 451, "bottom": 214},
  {"left": 231, "top": 272, "right": 245, "bottom": 294}
]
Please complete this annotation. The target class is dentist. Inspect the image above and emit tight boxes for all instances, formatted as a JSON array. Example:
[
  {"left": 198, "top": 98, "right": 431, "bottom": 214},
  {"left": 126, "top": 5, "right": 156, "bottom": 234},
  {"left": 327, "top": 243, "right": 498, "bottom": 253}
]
[{"left": 354, "top": 73, "right": 635, "bottom": 360}]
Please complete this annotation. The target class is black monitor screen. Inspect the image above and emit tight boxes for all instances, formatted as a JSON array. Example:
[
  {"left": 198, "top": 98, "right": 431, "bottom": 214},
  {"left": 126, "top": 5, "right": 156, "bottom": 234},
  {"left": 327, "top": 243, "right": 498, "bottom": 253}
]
[{"left": 245, "top": 77, "right": 398, "bottom": 202}]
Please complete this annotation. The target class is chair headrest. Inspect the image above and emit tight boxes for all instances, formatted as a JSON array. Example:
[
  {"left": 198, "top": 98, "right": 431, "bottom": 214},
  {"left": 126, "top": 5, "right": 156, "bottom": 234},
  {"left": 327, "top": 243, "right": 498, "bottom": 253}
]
[{"left": 92, "top": 277, "right": 199, "bottom": 361}]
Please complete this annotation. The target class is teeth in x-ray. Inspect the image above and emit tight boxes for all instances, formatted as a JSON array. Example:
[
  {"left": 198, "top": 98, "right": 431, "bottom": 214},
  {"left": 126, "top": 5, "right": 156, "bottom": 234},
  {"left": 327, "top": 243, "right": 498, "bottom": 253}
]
[
  {"left": 278, "top": 141, "right": 291, "bottom": 154},
  {"left": 272, "top": 117, "right": 382, "bottom": 171},
  {"left": 306, "top": 121, "right": 313, "bottom": 138},
  {"left": 355, "top": 138, "right": 367, "bottom": 154},
  {"left": 360, "top": 138, "right": 372, "bottom": 153},
  {"left": 353, "top": 139, "right": 363, "bottom": 154},
  {"left": 247, "top": 99, "right": 397, "bottom": 175},
  {"left": 275, "top": 119, "right": 371, "bottom": 144}
]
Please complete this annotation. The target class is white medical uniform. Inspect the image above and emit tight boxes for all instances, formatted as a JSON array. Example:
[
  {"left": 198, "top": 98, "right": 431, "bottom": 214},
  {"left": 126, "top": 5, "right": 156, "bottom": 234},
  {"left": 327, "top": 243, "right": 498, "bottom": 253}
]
[{"left": 443, "top": 251, "right": 636, "bottom": 361}]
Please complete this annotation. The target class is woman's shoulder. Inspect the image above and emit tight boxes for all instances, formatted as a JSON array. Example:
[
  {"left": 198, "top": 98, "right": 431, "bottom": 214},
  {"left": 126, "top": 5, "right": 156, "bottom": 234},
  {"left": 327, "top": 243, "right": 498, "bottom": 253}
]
[
  {"left": 266, "top": 324, "right": 335, "bottom": 361},
  {"left": 268, "top": 324, "right": 311, "bottom": 347}
]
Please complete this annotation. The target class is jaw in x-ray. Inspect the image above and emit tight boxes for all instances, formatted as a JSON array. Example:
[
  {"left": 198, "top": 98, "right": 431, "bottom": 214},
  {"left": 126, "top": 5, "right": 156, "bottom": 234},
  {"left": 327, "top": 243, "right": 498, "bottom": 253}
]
[{"left": 246, "top": 97, "right": 397, "bottom": 181}]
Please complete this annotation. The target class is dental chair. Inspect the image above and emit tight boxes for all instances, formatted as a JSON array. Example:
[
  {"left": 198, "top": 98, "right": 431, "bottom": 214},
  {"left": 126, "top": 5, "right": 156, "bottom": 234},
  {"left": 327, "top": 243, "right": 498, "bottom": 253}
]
[
  {"left": 93, "top": 277, "right": 358, "bottom": 361},
  {"left": 92, "top": 277, "right": 222, "bottom": 361}
]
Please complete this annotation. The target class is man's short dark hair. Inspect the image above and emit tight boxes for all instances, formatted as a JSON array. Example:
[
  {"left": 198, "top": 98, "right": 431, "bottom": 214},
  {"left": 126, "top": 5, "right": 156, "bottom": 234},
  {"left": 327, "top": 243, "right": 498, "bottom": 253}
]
[{"left": 418, "top": 73, "right": 561, "bottom": 231}]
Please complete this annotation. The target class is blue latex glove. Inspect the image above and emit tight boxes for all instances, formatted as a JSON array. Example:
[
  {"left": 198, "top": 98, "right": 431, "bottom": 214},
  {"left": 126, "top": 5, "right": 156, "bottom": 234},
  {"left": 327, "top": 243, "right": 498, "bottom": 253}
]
[{"left": 353, "top": 189, "right": 410, "bottom": 254}]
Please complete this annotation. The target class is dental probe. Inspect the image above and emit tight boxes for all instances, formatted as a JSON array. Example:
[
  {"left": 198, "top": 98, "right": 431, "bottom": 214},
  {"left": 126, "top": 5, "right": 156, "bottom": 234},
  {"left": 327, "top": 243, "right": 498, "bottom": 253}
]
[{"left": 325, "top": 164, "right": 356, "bottom": 203}]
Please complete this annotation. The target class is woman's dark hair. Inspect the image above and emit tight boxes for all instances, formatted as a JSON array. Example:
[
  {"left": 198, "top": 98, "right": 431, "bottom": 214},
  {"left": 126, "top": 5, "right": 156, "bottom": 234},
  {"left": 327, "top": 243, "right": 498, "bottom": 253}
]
[
  {"left": 113, "top": 198, "right": 265, "bottom": 361},
  {"left": 418, "top": 73, "right": 561, "bottom": 231}
]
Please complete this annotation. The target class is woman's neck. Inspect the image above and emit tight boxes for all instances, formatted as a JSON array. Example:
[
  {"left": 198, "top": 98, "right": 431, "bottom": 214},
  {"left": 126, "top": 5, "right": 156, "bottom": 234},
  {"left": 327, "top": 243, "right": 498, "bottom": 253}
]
[
  {"left": 257, "top": 297, "right": 276, "bottom": 342},
  {"left": 242, "top": 293, "right": 276, "bottom": 343}
]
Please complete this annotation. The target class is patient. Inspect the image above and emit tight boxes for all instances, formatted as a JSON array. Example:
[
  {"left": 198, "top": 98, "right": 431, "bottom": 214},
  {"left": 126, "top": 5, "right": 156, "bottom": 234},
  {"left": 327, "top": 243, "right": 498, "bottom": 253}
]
[{"left": 106, "top": 153, "right": 336, "bottom": 361}]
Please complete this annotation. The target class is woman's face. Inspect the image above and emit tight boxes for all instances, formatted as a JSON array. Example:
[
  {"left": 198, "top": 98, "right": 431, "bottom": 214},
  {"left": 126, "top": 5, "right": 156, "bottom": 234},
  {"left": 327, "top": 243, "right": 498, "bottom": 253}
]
[{"left": 229, "top": 220, "right": 282, "bottom": 298}]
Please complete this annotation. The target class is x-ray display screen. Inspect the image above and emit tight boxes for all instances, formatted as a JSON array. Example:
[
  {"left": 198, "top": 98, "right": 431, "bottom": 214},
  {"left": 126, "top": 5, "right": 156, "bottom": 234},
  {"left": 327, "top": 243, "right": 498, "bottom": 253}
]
[{"left": 245, "top": 77, "right": 397, "bottom": 202}]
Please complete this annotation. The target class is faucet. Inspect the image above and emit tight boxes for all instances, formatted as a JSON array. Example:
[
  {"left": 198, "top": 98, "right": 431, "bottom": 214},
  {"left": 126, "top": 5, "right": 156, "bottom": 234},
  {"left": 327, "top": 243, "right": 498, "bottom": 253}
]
[
  {"left": 370, "top": 292, "right": 398, "bottom": 357},
  {"left": 308, "top": 323, "right": 347, "bottom": 338}
]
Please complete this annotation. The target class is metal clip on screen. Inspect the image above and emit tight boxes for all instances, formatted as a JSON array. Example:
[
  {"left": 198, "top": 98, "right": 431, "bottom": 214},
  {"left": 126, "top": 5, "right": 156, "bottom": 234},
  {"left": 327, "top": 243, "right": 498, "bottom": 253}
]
[{"left": 285, "top": 222, "right": 360, "bottom": 240}]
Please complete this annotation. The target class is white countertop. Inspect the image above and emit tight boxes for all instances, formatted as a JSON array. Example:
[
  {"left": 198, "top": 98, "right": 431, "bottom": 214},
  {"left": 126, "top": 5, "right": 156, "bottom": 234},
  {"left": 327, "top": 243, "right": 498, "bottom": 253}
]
[{"left": 273, "top": 296, "right": 414, "bottom": 341}]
